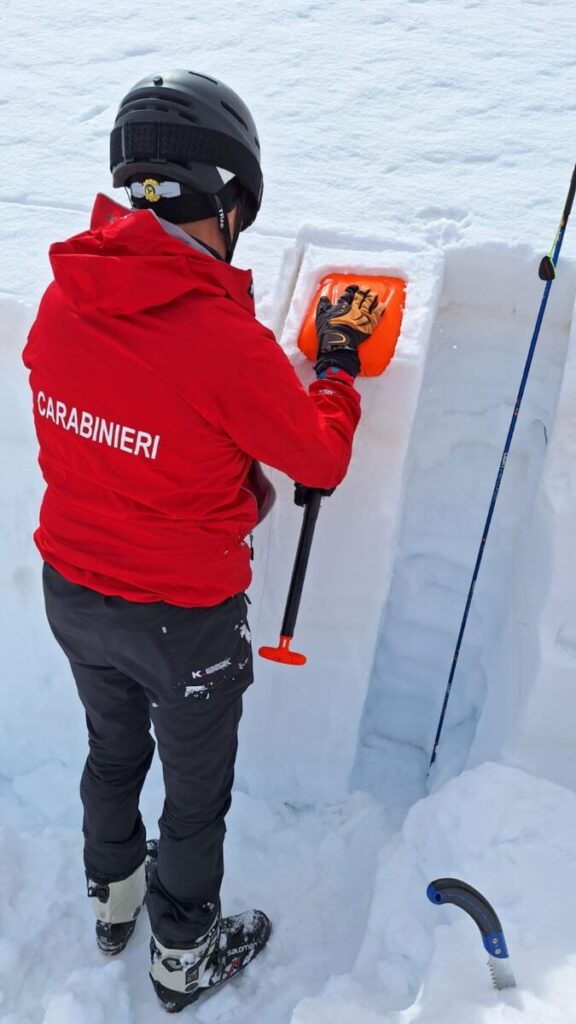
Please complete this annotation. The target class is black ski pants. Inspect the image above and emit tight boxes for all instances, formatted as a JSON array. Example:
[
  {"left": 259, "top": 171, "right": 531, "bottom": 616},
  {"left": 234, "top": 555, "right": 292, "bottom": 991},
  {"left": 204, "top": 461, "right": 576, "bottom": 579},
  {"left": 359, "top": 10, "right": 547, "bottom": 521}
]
[{"left": 42, "top": 562, "right": 253, "bottom": 946}]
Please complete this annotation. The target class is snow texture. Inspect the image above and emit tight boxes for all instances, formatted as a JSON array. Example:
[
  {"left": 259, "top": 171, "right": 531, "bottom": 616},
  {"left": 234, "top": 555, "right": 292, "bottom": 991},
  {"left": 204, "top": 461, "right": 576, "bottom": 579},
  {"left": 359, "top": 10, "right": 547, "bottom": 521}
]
[{"left": 2, "top": 1, "right": 576, "bottom": 1022}]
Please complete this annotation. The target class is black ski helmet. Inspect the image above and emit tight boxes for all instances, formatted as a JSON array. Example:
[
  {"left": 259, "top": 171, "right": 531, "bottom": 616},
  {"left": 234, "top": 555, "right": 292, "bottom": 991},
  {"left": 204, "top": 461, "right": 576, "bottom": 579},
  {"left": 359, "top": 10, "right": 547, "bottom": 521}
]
[{"left": 110, "top": 70, "right": 263, "bottom": 233}]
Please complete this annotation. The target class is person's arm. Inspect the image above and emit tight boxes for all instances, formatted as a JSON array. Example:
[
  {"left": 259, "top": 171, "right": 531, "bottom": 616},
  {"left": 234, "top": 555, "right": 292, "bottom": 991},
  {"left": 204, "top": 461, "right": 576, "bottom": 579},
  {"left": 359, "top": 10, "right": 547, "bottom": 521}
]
[{"left": 194, "top": 285, "right": 383, "bottom": 489}]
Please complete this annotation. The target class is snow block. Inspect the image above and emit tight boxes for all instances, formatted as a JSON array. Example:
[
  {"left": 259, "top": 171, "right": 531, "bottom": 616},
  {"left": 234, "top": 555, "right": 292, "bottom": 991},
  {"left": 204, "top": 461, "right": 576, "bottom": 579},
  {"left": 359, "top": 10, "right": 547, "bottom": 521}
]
[
  {"left": 238, "top": 243, "right": 444, "bottom": 802},
  {"left": 352, "top": 245, "right": 576, "bottom": 793}
]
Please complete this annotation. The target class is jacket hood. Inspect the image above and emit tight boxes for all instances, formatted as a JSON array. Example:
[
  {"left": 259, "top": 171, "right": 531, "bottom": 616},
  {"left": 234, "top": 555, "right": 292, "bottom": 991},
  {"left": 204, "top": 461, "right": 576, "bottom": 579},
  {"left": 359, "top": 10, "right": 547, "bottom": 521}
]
[{"left": 48, "top": 194, "right": 255, "bottom": 316}]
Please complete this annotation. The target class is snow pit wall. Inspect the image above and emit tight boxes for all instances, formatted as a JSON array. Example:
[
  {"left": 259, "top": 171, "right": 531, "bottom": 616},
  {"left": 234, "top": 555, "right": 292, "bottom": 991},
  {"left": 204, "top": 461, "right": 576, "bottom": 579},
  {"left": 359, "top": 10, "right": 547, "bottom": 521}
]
[
  {"left": 353, "top": 245, "right": 576, "bottom": 796},
  {"left": 491, "top": 306, "right": 576, "bottom": 790},
  {"left": 0, "top": 297, "right": 90, "bottom": 798},
  {"left": 239, "top": 244, "right": 445, "bottom": 802}
]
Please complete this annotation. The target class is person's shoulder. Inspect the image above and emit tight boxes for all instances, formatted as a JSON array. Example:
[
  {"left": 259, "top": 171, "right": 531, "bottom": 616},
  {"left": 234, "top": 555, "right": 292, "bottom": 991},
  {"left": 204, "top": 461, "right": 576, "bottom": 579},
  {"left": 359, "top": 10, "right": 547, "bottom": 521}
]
[
  {"left": 32, "top": 279, "right": 66, "bottom": 323},
  {"left": 182, "top": 287, "right": 264, "bottom": 337}
]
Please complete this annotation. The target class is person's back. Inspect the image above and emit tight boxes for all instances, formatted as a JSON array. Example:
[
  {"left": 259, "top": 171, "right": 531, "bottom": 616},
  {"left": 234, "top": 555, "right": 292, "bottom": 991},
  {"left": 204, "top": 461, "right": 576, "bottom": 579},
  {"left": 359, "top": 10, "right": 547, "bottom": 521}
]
[
  {"left": 26, "top": 194, "right": 270, "bottom": 605},
  {"left": 27, "top": 190, "right": 366, "bottom": 605},
  {"left": 23, "top": 69, "right": 383, "bottom": 1011}
]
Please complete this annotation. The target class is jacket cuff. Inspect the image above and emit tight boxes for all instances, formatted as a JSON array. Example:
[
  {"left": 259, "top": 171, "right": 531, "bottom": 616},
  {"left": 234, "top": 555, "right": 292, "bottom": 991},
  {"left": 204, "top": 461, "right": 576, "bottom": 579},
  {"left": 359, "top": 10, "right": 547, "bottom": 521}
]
[{"left": 313, "top": 362, "right": 358, "bottom": 384}]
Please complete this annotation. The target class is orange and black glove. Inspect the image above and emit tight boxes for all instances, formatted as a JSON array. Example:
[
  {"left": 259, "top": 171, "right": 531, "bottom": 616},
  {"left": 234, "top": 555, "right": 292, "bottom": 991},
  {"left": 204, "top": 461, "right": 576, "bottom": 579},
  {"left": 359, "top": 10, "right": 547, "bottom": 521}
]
[{"left": 314, "top": 284, "right": 385, "bottom": 379}]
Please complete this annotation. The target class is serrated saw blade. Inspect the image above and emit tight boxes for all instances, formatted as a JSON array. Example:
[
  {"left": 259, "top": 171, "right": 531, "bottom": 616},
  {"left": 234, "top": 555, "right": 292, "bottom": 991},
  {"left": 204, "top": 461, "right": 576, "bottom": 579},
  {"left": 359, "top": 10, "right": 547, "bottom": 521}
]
[{"left": 488, "top": 954, "right": 516, "bottom": 991}]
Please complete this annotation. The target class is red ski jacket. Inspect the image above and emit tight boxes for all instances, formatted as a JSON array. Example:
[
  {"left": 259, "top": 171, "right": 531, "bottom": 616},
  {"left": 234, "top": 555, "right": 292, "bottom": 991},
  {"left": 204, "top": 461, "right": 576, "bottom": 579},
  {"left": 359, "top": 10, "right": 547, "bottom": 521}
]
[{"left": 23, "top": 195, "right": 361, "bottom": 606}]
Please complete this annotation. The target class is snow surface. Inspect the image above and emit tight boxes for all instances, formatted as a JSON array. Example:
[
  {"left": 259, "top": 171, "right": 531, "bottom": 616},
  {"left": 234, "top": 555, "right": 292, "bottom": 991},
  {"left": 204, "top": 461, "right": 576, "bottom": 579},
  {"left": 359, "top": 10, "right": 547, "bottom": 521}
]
[{"left": 3, "top": 1, "right": 576, "bottom": 1021}]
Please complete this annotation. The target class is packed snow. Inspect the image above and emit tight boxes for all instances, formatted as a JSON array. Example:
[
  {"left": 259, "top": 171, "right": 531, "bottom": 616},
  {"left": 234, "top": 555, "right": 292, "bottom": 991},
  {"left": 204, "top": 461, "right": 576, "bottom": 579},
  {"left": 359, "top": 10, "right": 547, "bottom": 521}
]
[{"left": 2, "top": 1, "right": 576, "bottom": 1022}]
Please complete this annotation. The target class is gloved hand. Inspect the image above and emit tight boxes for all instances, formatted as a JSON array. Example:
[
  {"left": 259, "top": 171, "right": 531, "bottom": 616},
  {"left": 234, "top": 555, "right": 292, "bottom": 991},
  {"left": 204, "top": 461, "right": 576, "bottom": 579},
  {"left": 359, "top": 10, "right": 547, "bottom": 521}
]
[{"left": 314, "top": 284, "right": 385, "bottom": 378}]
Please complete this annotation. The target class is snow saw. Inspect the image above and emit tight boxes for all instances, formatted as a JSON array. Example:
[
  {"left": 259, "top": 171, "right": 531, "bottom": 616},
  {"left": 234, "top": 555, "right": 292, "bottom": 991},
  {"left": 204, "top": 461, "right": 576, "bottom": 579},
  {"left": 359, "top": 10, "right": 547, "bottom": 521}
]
[{"left": 427, "top": 877, "right": 516, "bottom": 991}]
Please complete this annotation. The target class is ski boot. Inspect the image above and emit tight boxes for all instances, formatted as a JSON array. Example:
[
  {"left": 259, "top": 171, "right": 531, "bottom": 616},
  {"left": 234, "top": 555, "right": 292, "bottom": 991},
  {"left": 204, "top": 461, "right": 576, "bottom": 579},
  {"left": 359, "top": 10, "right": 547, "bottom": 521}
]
[
  {"left": 150, "top": 906, "right": 272, "bottom": 1012},
  {"left": 88, "top": 839, "right": 159, "bottom": 955}
]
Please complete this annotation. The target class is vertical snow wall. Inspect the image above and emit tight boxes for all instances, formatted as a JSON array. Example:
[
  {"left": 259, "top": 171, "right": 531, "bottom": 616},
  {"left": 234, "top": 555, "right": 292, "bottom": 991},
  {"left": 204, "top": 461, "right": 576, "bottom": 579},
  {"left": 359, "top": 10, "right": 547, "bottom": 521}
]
[
  {"left": 238, "top": 240, "right": 576, "bottom": 803},
  {"left": 353, "top": 246, "right": 576, "bottom": 795},
  {"left": 239, "top": 242, "right": 444, "bottom": 803},
  {"left": 476, "top": 301, "right": 576, "bottom": 788}
]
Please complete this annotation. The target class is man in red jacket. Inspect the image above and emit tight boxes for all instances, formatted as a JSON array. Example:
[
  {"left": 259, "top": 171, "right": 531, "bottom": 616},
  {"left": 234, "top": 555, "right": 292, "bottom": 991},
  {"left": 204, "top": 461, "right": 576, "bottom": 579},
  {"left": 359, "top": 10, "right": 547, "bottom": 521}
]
[{"left": 23, "top": 70, "right": 383, "bottom": 1012}]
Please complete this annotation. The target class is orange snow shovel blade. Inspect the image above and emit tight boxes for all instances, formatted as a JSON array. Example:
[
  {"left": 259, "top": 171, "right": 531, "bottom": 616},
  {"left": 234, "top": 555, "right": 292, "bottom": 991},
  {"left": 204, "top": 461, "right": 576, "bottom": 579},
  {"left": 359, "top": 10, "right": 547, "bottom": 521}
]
[{"left": 298, "top": 273, "right": 406, "bottom": 376}]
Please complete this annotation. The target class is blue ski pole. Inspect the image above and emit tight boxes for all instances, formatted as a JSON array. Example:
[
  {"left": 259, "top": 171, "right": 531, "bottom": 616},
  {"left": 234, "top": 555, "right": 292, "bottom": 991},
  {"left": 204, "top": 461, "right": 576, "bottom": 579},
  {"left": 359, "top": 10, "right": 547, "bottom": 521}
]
[{"left": 430, "top": 164, "right": 576, "bottom": 770}]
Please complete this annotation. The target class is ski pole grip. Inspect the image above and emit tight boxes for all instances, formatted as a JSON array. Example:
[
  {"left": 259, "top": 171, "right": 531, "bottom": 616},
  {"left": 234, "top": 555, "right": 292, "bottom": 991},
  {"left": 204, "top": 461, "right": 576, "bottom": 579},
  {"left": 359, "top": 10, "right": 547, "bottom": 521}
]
[{"left": 562, "top": 164, "right": 576, "bottom": 225}]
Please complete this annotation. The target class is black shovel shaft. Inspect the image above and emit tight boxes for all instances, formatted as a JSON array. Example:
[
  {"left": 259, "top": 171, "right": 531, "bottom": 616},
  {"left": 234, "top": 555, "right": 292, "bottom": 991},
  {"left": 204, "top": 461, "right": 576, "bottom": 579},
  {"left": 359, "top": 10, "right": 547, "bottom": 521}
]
[{"left": 280, "top": 489, "right": 323, "bottom": 638}]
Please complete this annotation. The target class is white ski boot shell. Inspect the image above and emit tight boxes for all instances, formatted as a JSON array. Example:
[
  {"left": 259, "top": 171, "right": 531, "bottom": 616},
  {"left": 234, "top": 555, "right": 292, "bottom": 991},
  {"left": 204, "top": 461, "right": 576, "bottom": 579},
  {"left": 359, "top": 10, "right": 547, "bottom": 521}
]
[
  {"left": 88, "top": 839, "right": 158, "bottom": 955},
  {"left": 150, "top": 907, "right": 271, "bottom": 1012}
]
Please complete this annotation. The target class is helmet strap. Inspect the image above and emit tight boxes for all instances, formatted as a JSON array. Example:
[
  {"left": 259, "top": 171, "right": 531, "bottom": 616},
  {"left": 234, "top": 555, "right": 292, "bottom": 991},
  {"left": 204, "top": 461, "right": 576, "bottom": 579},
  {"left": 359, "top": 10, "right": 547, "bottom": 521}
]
[
  {"left": 213, "top": 195, "right": 236, "bottom": 263},
  {"left": 232, "top": 191, "right": 246, "bottom": 251}
]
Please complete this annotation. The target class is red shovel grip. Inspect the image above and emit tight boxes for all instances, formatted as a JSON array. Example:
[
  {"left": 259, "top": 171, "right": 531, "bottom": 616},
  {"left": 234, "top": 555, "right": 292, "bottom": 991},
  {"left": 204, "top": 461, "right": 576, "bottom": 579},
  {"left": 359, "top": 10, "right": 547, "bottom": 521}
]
[{"left": 259, "top": 635, "right": 307, "bottom": 666}]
